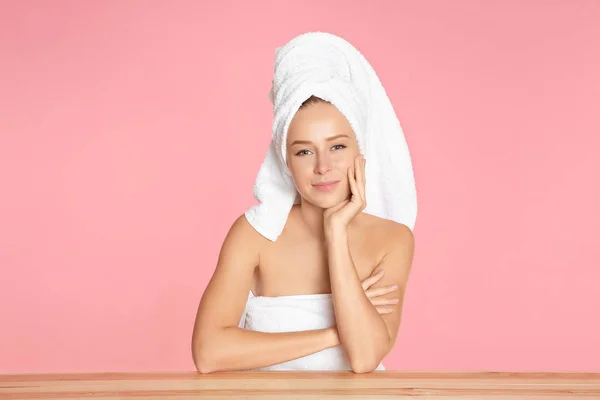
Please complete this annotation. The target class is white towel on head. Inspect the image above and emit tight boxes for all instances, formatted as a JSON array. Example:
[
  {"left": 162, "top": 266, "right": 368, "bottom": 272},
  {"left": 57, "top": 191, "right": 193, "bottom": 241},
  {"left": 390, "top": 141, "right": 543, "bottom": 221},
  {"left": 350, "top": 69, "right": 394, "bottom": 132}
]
[{"left": 245, "top": 31, "right": 417, "bottom": 242}]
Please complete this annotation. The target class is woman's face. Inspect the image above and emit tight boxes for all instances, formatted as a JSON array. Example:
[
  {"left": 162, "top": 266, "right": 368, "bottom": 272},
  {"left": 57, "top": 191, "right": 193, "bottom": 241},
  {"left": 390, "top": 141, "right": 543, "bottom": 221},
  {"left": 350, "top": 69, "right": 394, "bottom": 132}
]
[{"left": 286, "top": 101, "right": 360, "bottom": 209}]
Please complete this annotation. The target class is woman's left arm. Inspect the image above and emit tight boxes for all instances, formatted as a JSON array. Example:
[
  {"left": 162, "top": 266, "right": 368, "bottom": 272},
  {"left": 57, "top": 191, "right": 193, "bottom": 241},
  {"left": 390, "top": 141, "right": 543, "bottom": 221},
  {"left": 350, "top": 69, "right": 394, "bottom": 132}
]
[
  {"left": 324, "top": 154, "right": 415, "bottom": 373},
  {"left": 326, "top": 224, "right": 414, "bottom": 373}
]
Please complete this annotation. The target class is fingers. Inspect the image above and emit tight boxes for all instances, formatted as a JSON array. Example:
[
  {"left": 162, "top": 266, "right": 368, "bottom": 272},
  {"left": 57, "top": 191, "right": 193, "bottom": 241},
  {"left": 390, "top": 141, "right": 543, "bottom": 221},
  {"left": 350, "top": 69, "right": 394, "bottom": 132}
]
[
  {"left": 360, "top": 268, "right": 399, "bottom": 315},
  {"left": 370, "top": 297, "right": 400, "bottom": 306},
  {"left": 329, "top": 200, "right": 349, "bottom": 213},
  {"left": 376, "top": 306, "right": 394, "bottom": 315},
  {"left": 356, "top": 155, "right": 366, "bottom": 202},
  {"left": 345, "top": 155, "right": 366, "bottom": 210},
  {"left": 352, "top": 155, "right": 360, "bottom": 194},
  {"left": 365, "top": 284, "right": 399, "bottom": 298},
  {"left": 348, "top": 163, "right": 359, "bottom": 199},
  {"left": 361, "top": 269, "right": 385, "bottom": 290},
  {"left": 323, "top": 199, "right": 350, "bottom": 221}
]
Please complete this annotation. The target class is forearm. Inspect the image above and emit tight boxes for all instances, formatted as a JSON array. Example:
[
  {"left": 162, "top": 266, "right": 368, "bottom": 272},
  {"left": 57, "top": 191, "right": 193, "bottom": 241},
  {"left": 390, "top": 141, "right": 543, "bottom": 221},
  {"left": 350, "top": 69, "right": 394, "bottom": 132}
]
[
  {"left": 326, "top": 230, "right": 391, "bottom": 371},
  {"left": 193, "top": 326, "right": 339, "bottom": 373}
]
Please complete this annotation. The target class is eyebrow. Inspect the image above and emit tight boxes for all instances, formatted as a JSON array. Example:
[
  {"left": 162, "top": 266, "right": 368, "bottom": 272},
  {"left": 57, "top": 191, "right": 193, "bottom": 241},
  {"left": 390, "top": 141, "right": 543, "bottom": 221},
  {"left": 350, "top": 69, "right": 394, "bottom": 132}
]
[{"left": 288, "top": 134, "right": 350, "bottom": 147}]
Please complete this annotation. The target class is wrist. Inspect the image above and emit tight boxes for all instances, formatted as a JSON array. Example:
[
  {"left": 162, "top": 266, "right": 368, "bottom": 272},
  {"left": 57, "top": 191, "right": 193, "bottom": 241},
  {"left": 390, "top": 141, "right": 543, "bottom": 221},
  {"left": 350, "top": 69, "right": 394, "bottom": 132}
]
[
  {"left": 325, "top": 326, "right": 340, "bottom": 347},
  {"left": 324, "top": 224, "right": 348, "bottom": 242}
]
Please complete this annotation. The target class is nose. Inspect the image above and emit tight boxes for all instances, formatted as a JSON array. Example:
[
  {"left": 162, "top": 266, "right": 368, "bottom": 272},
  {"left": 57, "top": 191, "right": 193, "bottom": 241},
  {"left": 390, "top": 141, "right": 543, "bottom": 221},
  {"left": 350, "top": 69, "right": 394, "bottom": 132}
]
[{"left": 314, "top": 153, "right": 333, "bottom": 175}]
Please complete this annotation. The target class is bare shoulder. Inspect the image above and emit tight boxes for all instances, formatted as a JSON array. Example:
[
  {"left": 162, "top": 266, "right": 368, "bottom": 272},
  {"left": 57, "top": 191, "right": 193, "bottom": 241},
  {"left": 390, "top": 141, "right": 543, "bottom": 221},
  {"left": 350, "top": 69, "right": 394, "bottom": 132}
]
[
  {"left": 356, "top": 215, "right": 415, "bottom": 352},
  {"left": 382, "top": 219, "right": 414, "bottom": 252},
  {"left": 229, "top": 212, "right": 265, "bottom": 239},
  {"left": 205, "top": 213, "right": 269, "bottom": 294},
  {"left": 355, "top": 213, "right": 415, "bottom": 273},
  {"left": 358, "top": 213, "right": 414, "bottom": 249},
  {"left": 220, "top": 213, "right": 269, "bottom": 257},
  {"left": 192, "top": 213, "right": 267, "bottom": 335}
]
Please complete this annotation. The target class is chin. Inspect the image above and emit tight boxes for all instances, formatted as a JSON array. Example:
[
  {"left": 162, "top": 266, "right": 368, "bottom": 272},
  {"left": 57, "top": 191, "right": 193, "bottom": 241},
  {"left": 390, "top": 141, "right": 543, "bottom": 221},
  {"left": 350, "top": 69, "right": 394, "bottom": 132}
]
[{"left": 304, "top": 192, "right": 349, "bottom": 209}]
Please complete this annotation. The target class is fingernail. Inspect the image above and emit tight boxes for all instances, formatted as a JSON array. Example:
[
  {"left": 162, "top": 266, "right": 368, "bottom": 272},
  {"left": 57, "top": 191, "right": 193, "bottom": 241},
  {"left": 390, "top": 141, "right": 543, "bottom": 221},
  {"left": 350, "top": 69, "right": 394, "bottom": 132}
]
[
  {"left": 392, "top": 285, "right": 398, "bottom": 289},
  {"left": 378, "top": 269, "right": 385, "bottom": 275}
]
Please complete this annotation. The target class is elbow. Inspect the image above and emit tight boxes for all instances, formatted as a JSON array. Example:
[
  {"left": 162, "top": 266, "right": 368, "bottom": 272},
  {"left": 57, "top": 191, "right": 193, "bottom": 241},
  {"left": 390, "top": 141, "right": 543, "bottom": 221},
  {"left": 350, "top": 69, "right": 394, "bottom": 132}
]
[
  {"left": 348, "top": 344, "right": 388, "bottom": 373},
  {"left": 192, "top": 327, "right": 232, "bottom": 374},
  {"left": 194, "top": 356, "right": 214, "bottom": 375},
  {"left": 192, "top": 342, "right": 216, "bottom": 374},
  {"left": 350, "top": 361, "right": 378, "bottom": 374},
  {"left": 350, "top": 335, "right": 392, "bottom": 373},
  {"left": 346, "top": 343, "right": 387, "bottom": 374},
  {"left": 349, "top": 357, "right": 380, "bottom": 374}
]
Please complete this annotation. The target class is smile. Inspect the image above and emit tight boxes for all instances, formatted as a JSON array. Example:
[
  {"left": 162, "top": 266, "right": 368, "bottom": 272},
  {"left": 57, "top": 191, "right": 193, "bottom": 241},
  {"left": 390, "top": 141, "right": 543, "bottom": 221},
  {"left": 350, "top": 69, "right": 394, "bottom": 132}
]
[{"left": 312, "top": 181, "right": 340, "bottom": 192}]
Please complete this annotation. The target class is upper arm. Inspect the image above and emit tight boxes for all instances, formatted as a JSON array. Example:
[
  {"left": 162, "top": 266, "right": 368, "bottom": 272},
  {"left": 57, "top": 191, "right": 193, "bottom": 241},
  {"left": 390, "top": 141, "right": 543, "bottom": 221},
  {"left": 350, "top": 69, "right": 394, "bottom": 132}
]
[
  {"left": 372, "top": 223, "right": 415, "bottom": 353},
  {"left": 192, "top": 214, "right": 263, "bottom": 348}
]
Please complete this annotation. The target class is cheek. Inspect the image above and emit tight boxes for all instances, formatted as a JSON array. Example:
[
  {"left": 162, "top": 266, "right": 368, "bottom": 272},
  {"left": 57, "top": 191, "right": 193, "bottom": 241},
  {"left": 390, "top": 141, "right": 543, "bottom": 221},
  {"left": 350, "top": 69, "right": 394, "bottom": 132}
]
[
  {"left": 334, "top": 153, "right": 355, "bottom": 171},
  {"left": 288, "top": 159, "right": 313, "bottom": 183}
]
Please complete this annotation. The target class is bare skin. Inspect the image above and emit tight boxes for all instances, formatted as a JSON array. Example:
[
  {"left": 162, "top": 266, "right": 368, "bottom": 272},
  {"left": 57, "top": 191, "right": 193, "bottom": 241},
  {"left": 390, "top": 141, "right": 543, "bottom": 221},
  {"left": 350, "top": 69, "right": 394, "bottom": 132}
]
[
  {"left": 191, "top": 99, "right": 415, "bottom": 374},
  {"left": 256, "top": 204, "right": 402, "bottom": 304}
]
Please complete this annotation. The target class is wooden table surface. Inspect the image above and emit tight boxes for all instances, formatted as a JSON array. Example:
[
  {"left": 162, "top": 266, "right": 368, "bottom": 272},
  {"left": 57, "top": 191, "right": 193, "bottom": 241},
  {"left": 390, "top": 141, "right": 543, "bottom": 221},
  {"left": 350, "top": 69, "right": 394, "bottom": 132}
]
[{"left": 1, "top": 371, "right": 599, "bottom": 399}]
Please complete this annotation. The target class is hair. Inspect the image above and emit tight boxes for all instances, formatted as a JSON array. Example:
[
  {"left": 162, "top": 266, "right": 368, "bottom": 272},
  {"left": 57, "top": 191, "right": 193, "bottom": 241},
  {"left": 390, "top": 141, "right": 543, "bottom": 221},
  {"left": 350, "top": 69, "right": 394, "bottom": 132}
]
[{"left": 299, "top": 95, "right": 329, "bottom": 109}]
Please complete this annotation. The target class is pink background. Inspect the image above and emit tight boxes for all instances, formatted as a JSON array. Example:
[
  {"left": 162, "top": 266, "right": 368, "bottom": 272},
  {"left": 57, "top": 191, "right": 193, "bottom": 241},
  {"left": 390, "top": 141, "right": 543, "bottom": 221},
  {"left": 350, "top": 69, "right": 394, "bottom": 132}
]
[{"left": 1, "top": 0, "right": 599, "bottom": 373}]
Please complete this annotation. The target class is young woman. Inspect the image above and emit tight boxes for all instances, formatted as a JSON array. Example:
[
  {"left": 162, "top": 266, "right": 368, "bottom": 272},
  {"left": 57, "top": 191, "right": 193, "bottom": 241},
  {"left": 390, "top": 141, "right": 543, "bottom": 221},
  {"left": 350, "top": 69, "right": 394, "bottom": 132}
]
[{"left": 191, "top": 95, "right": 415, "bottom": 373}]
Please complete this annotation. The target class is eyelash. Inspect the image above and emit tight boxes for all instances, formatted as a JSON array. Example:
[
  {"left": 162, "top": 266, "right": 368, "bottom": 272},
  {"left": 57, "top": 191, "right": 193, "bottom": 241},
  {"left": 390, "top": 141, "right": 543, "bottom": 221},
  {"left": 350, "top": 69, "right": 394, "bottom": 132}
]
[{"left": 295, "top": 144, "right": 346, "bottom": 156}]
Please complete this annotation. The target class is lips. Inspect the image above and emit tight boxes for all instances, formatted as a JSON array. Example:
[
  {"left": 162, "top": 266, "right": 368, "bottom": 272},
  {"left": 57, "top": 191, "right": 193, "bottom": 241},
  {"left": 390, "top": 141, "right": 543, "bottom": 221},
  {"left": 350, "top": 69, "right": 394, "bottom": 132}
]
[{"left": 312, "top": 180, "right": 340, "bottom": 192}]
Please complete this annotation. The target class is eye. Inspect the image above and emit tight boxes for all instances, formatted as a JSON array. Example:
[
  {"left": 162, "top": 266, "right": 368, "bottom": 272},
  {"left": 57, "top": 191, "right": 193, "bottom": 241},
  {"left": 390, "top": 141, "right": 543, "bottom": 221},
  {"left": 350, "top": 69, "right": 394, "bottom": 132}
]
[
  {"left": 295, "top": 149, "right": 312, "bottom": 156},
  {"left": 332, "top": 144, "right": 347, "bottom": 150}
]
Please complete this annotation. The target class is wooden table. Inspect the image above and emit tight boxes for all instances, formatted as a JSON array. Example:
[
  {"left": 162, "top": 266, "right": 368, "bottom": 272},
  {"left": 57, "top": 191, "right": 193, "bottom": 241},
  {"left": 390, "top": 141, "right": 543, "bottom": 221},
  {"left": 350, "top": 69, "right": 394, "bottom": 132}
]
[{"left": 1, "top": 371, "right": 599, "bottom": 399}]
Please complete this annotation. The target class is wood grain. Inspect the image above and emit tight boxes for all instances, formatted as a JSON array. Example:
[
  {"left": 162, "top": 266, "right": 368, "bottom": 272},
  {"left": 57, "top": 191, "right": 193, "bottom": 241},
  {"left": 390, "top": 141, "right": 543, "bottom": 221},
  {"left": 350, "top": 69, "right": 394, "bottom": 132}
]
[{"left": 1, "top": 371, "right": 599, "bottom": 399}]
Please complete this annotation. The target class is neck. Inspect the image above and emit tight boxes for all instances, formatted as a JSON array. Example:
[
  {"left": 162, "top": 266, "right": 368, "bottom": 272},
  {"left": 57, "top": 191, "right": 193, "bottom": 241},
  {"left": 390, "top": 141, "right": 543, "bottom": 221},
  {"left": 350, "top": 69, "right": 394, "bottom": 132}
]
[{"left": 297, "top": 199, "right": 326, "bottom": 240}]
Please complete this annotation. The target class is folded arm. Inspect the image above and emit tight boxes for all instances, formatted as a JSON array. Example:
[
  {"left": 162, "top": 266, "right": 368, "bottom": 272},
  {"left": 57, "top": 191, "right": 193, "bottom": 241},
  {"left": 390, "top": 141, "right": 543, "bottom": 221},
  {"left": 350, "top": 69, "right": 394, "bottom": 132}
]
[
  {"left": 191, "top": 215, "right": 340, "bottom": 373},
  {"left": 326, "top": 223, "right": 415, "bottom": 373}
]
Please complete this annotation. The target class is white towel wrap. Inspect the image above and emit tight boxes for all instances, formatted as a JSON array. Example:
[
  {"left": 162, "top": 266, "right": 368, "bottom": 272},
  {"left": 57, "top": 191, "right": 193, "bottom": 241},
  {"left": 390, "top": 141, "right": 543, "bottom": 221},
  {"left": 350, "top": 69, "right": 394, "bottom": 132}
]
[{"left": 245, "top": 31, "right": 418, "bottom": 241}]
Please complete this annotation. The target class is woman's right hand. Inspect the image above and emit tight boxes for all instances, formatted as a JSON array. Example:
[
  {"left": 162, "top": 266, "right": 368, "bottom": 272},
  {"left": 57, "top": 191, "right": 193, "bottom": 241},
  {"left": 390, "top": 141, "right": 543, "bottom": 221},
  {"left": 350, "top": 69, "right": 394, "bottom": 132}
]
[{"left": 361, "top": 269, "right": 399, "bottom": 315}]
